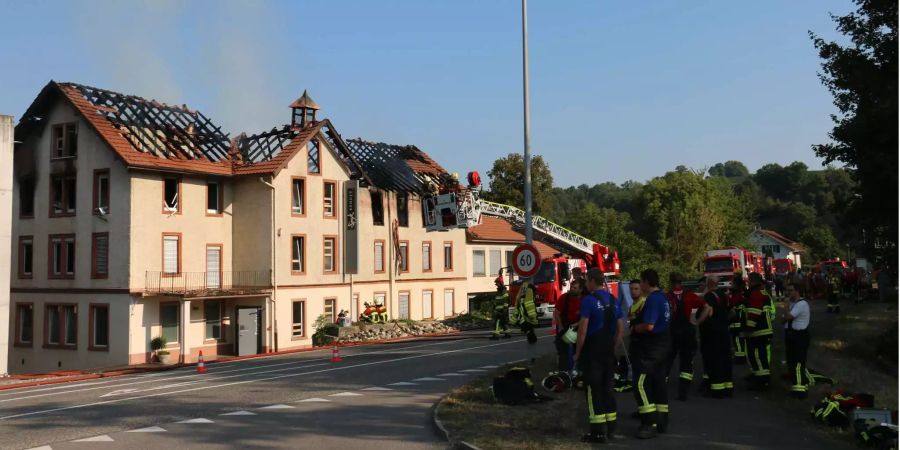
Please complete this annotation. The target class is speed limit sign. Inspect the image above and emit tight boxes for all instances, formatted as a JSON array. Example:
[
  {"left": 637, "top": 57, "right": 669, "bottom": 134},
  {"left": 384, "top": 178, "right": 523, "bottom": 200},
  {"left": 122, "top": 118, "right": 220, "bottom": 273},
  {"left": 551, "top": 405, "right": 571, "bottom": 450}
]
[{"left": 512, "top": 243, "right": 542, "bottom": 278}]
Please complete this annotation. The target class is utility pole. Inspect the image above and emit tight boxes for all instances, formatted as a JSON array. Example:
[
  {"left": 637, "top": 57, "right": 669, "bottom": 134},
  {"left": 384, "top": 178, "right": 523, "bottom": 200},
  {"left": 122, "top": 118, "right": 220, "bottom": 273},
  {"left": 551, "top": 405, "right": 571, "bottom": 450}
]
[
  {"left": 0, "top": 115, "right": 13, "bottom": 376},
  {"left": 521, "top": 0, "right": 533, "bottom": 244}
]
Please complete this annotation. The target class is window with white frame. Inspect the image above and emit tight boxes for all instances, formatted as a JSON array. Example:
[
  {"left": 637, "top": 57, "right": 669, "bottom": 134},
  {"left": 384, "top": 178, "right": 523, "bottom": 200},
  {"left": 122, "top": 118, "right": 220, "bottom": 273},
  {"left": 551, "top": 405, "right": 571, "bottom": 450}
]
[
  {"left": 292, "top": 236, "right": 306, "bottom": 273},
  {"left": 323, "top": 181, "right": 336, "bottom": 217},
  {"left": 163, "top": 234, "right": 180, "bottom": 275},
  {"left": 292, "top": 178, "right": 305, "bottom": 215},
  {"left": 324, "top": 237, "right": 336, "bottom": 273},
  {"left": 473, "top": 249, "right": 486, "bottom": 277},
  {"left": 292, "top": 300, "right": 305, "bottom": 337}
]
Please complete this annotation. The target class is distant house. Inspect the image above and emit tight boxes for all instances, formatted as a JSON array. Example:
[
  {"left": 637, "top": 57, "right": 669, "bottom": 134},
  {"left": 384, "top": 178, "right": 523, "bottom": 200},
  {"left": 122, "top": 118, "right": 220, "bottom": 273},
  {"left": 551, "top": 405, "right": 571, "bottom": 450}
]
[{"left": 749, "top": 228, "right": 804, "bottom": 269}]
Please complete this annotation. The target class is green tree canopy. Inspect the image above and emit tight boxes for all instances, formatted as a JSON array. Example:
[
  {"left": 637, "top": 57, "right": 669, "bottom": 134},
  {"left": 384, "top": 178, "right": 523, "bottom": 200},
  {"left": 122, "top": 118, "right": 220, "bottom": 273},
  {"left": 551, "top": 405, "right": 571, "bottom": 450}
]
[
  {"left": 484, "top": 153, "right": 554, "bottom": 215},
  {"left": 709, "top": 161, "right": 750, "bottom": 179}
]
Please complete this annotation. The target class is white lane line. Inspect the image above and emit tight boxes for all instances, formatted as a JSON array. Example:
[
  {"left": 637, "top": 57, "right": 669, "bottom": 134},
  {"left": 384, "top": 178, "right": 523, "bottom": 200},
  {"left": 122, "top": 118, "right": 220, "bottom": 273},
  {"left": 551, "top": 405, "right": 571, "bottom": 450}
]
[
  {"left": 361, "top": 386, "right": 393, "bottom": 391},
  {"left": 297, "top": 398, "right": 330, "bottom": 403},
  {"left": 220, "top": 410, "right": 256, "bottom": 416},
  {"left": 127, "top": 426, "right": 166, "bottom": 433},
  {"left": 387, "top": 382, "right": 418, "bottom": 386},
  {"left": 480, "top": 365, "right": 499, "bottom": 369},
  {"left": 329, "top": 392, "right": 363, "bottom": 397},
  {"left": 26, "top": 446, "right": 53, "bottom": 450},
  {"left": 73, "top": 434, "right": 115, "bottom": 442},
  {"left": 412, "top": 377, "right": 446, "bottom": 382},
  {"left": 460, "top": 369, "right": 486, "bottom": 373},
  {"left": 176, "top": 418, "right": 214, "bottom": 424},
  {"left": 259, "top": 404, "right": 295, "bottom": 410},
  {"left": 437, "top": 373, "right": 466, "bottom": 377},
  {"left": 0, "top": 338, "right": 464, "bottom": 403},
  {"left": 0, "top": 337, "right": 544, "bottom": 421}
]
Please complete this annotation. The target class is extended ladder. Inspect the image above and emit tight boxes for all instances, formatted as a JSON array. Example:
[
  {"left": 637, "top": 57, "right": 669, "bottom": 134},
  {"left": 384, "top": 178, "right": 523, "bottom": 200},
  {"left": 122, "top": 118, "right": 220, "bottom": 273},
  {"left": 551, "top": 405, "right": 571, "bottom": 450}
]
[{"left": 477, "top": 200, "right": 595, "bottom": 255}]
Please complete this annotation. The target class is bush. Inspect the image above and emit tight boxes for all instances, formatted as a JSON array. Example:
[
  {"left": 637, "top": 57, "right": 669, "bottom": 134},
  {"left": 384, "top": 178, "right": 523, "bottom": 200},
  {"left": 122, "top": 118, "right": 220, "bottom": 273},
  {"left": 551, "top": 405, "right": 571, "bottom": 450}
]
[
  {"left": 150, "top": 336, "right": 169, "bottom": 355},
  {"left": 312, "top": 314, "right": 340, "bottom": 347}
]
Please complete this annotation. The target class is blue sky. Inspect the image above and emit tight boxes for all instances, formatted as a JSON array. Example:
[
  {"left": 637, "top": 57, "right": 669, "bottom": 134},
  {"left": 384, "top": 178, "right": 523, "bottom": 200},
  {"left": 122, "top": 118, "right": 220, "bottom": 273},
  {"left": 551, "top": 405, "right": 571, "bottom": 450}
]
[{"left": 0, "top": 0, "right": 851, "bottom": 186}]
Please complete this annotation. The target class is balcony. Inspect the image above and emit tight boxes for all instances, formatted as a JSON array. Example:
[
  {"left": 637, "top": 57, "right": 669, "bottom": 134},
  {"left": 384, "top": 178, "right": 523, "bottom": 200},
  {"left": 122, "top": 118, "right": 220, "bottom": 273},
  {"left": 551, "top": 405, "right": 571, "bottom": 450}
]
[{"left": 144, "top": 271, "right": 272, "bottom": 297}]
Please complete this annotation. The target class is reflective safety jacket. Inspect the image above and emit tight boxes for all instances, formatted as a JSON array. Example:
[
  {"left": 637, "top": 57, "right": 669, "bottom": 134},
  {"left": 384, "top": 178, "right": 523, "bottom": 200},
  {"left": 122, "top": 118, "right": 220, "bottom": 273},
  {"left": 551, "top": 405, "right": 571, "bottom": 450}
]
[
  {"left": 515, "top": 281, "right": 538, "bottom": 326},
  {"left": 494, "top": 293, "right": 511, "bottom": 316},
  {"left": 729, "top": 292, "right": 745, "bottom": 330},
  {"left": 744, "top": 289, "right": 774, "bottom": 338}
]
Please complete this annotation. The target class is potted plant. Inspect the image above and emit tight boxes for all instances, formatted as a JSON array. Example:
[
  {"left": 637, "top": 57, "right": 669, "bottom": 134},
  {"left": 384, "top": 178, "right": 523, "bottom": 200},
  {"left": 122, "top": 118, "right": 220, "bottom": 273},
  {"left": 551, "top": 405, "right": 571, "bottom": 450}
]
[{"left": 150, "top": 336, "right": 171, "bottom": 364}]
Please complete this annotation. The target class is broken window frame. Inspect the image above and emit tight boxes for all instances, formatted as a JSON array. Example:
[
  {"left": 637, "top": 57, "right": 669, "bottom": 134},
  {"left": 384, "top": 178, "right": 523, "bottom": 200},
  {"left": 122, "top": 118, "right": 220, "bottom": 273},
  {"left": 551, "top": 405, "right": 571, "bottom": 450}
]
[
  {"left": 49, "top": 174, "right": 76, "bottom": 217},
  {"left": 323, "top": 180, "right": 337, "bottom": 218},
  {"left": 307, "top": 139, "right": 321, "bottom": 174},
  {"left": 397, "top": 193, "right": 409, "bottom": 227},
  {"left": 93, "top": 169, "right": 110, "bottom": 215},
  {"left": 163, "top": 176, "right": 181, "bottom": 213},
  {"left": 371, "top": 191, "right": 385, "bottom": 226},
  {"left": 206, "top": 178, "right": 222, "bottom": 216},
  {"left": 291, "top": 177, "right": 306, "bottom": 216},
  {"left": 50, "top": 123, "right": 78, "bottom": 159},
  {"left": 291, "top": 235, "right": 306, "bottom": 274}
]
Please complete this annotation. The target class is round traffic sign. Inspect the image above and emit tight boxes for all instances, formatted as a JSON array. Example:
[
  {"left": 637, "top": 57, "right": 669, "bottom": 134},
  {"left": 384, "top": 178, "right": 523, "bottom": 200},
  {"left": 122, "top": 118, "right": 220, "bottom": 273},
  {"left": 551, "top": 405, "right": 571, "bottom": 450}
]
[{"left": 512, "top": 243, "right": 542, "bottom": 278}]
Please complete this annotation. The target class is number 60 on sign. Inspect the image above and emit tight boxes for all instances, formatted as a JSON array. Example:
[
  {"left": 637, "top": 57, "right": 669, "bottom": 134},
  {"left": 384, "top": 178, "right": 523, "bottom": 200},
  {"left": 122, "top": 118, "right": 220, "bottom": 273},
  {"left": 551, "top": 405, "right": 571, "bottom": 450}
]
[{"left": 512, "top": 243, "right": 541, "bottom": 278}]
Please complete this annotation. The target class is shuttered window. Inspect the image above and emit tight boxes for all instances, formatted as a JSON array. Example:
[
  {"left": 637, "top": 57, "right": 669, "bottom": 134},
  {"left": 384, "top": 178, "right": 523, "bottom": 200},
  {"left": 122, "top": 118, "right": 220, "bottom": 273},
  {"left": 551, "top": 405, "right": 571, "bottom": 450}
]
[
  {"left": 444, "top": 290, "right": 454, "bottom": 317},
  {"left": 92, "top": 233, "right": 109, "bottom": 278},
  {"left": 374, "top": 241, "right": 385, "bottom": 273},
  {"left": 490, "top": 249, "right": 502, "bottom": 278},
  {"left": 206, "top": 246, "right": 221, "bottom": 288},
  {"left": 323, "top": 237, "right": 336, "bottom": 273},
  {"left": 473, "top": 250, "right": 486, "bottom": 277},
  {"left": 163, "top": 235, "right": 180, "bottom": 275},
  {"left": 422, "top": 291, "right": 433, "bottom": 319}
]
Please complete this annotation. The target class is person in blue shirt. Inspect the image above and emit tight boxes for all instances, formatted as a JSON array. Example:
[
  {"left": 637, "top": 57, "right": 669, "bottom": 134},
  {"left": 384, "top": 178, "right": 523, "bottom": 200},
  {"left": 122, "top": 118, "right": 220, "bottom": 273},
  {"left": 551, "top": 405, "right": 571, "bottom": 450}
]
[
  {"left": 573, "top": 268, "right": 624, "bottom": 443},
  {"left": 629, "top": 268, "right": 673, "bottom": 440}
]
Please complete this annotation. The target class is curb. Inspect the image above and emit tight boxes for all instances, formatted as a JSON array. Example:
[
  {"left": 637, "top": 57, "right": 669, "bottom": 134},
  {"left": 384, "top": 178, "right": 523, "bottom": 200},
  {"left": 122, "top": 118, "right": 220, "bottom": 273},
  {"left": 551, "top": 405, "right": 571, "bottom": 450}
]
[
  {"left": 431, "top": 396, "right": 482, "bottom": 450},
  {"left": 0, "top": 330, "right": 464, "bottom": 392}
]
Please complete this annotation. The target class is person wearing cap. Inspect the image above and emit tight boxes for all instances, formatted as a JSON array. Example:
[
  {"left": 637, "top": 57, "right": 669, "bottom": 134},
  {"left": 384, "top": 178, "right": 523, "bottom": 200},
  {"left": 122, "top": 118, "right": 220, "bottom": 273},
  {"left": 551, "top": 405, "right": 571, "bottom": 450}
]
[
  {"left": 664, "top": 273, "right": 711, "bottom": 401},
  {"left": 573, "top": 268, "right": 623, "bottom": 443}
]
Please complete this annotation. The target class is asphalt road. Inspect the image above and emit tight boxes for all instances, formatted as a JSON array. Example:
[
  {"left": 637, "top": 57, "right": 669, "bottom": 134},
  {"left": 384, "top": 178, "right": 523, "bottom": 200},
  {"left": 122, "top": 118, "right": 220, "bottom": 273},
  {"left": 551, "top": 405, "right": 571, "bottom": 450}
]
[{"left": 1, "top": 332, "right": 548, "bottom": 450}]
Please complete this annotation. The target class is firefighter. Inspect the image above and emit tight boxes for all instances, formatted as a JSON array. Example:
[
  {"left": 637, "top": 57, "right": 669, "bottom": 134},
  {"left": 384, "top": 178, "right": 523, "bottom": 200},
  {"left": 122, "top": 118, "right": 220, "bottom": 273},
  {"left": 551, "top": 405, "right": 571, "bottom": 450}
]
[
  {"left": 781, "top": 283, "right": 811, "bottom": 398},
  {"left": 826, "top": 272, "right": 841, "bottom": 313},
  {"left": 490, "top": 278, "right": 512, "bottom": 340},
  {"left": 573, "top": 269, "right": 623, "bottom": 443},
  {"left": 554, "top": 278, "right": 585, "bottom": 370},
  {"left": 515, "top": 279, "right": 539, "bottom": 344},
  {"left": 698, "top": 276, "right": 733, "bottom": 398},
  {"left": 728, "top": 276, "right": 747, "bottom": 364},
  {"left": 664, "top": 273, "right": 711, "bottom": 401},
  {"left": 744, "top": 272, "right": 774, "bottom": 389},
  {"left": 630, "top": 269, "right": 672, "bottom": 439}
]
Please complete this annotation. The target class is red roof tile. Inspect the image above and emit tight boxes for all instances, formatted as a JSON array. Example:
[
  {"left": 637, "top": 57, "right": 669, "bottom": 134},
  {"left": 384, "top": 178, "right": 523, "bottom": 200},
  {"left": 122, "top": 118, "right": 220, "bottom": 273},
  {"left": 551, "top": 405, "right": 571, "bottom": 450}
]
[{"left": 467, "top": 217, "right": 561, "bottom": 257}]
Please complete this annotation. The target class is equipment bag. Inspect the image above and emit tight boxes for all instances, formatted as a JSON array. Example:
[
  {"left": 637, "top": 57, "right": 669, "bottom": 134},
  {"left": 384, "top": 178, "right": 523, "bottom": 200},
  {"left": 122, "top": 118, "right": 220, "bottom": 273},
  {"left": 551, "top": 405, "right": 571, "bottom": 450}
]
[
  {"left": 492, "top": 367, "right": 548, "bottom": 405},
  {"left": 855, "top": 419, "right": 899, "bottom": 449}
]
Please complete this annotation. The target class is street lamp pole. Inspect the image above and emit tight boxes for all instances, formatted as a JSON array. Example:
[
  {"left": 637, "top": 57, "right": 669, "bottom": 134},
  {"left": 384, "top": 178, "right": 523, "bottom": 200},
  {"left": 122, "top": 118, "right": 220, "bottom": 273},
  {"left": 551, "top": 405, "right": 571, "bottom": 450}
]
[{"left": 522, "top": 0, "right": 533, "bottom": 244}]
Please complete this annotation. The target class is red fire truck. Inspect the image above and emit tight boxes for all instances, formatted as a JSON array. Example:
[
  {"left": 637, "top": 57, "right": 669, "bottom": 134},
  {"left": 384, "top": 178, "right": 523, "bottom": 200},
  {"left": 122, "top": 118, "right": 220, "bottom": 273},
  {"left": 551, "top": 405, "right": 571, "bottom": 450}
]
[
  {"left": 774, "top": 258, "right": 794, "bottom": 275},
  {"left": 703, "top": 247, "right": 765, "bottom": 288}
]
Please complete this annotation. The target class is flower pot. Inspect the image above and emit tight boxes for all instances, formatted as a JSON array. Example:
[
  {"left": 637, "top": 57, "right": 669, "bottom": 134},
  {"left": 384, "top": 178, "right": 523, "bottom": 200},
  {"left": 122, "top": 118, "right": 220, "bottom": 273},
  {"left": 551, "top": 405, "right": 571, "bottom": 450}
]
[{"left": 157, "top": 352, "right": 172, "bottom": 365}]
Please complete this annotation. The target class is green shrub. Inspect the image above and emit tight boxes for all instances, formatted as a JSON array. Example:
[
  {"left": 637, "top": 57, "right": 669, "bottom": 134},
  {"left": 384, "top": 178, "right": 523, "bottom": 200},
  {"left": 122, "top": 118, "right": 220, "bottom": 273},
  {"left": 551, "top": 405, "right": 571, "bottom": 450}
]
[{"left": 312, "top": 314, "right": 340, "bottom": 347}]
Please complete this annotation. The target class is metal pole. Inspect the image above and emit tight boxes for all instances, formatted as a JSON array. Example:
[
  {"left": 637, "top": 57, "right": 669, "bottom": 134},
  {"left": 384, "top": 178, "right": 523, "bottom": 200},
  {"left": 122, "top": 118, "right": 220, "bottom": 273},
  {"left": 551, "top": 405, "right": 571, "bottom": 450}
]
[{"left": 522, "top": 0, "right": 533, "bottom": 244}]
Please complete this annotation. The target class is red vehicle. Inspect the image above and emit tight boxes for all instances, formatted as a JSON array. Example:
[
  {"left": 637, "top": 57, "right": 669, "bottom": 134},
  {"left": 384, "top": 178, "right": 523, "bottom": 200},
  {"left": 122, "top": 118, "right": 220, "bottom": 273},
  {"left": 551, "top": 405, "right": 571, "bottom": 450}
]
[
  {"left": 816, "top": 259, "right": 849, "bottom": 275},
  {"left": 703, "top": 247, "right": 766, "bottom": 287},
  {"left": 774, "top": 258, "right": 794, "bottom": 275}
]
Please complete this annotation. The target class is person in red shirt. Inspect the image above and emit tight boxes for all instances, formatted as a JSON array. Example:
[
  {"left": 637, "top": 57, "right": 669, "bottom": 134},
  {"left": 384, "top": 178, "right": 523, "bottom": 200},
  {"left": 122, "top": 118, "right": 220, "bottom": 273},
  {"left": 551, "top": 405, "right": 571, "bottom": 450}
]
[
  {"left": 664, "top": 273, "right": 711, "bottom": 401},
  {"left": 554, "top": 278, "right": 586, "bottom": 371}
]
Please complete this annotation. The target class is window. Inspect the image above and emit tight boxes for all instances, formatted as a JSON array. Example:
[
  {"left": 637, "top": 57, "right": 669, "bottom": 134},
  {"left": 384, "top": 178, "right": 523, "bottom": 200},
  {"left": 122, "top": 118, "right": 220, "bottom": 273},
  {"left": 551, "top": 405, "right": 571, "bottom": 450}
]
[
  {"left": 422, "top": 291, "right": 433, "bottom": 319},
  {"left": 51, "top": 123, "right": 78, "bottom": 158},
  {"left": 374, "top": 240, "right": 385, "bottom": 273},
  {"left": 399, "top": 241, "right": 409, "bottom": 273},
  {"left": 204, "top": 300, "right": 222, "bottom": 340},
  {"left": 351, "top": 293, "right": 360, "bottom": 322},
  {"left": 371, "top": 191, "right": 384, "bottom": 225},
  {"left": 15, "top": 304, "right": 33, "bottom": 346},
  {"left": 206, "top": 245, "right": 221, "bottom": 288},
  {"left": 48, "top": 234, "right": 75, "bottom": 279},
  {"left": 444, "top": 289, "right": 454, "bottom": 318},
  {"left": 307, "top": 140, "right": 320, "bottom": 174},
  {"left": 374, "top": 292, "right": 386, "bottom": 309},
  {"left": 444, "top": 242, "right": 453, "bottom": 271},
  {"left": 50, "top": 175, "right": 76, "bottom": 216},
  {"left": 207, "top": 179, "right": 222, "bottom": 215},
  {"left": 762, "top": 244, "right": 782, "bottom": 255},
  {"left": 291, "top": 235, "right": 306, "bottom": 273},
  {"left": 18, "top": 236, "right": 33, "bottom": 279},
  {"left": 160, "top": 303, "right": 179, "bottom": 344},
  {"left": 92, "top": 233, "right": 109, "bottom": 279},
  {"left": 397, "top": 193, "right": 409, "bottom": 227},
  {"left": 422, "top": 242, "right": 432, "bottom": 272},
  {"left": 19, "top": 177, "right": 34, "bottom": 217},
  {"left": 324, "top": 298, "right": 336, "bottom": 323},
  {"left": 323, "top": 237, "right": 337, "bottom": 273},
  {"left": 45, "top": 304, "right": 77, "bottom": 348},
  {"left": 473, "top": 249, "right": 486, "bottom": 277},
  {"left": 506, "top": 250, "right": 517, "bottom": 281},
  {"left": 162, "top": 234, "right": 181, "bottom": 275},
  {"left": 292, "top": 300, "right": 305, "bottom": 337},
  {"left": 490, "top": 249, "right": 502, "bottom": 278},
  {"left": 163, "top": 177, "right": 180, "bottom": 213},
  {"left": 90, "top": 304, "right": 109, "bottom": 350},
  {"left": 291, "top": 178, "right": 306, "bottom": 215},
  {"left": 323, "top": 181, "right": 336, "bottom": 218},
  {"left": 93, "top": 170, "right": 110, "bottom": 214},
  {"left": 398, "top": 292, "right": 410, "bottom": 320}
]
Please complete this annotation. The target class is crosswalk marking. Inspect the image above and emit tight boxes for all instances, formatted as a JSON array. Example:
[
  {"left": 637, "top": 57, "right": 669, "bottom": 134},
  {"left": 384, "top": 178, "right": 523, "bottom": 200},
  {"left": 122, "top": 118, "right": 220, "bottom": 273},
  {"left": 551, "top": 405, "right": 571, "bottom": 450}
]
[
  {"left": 412, "top": 377, "right": 446, "bottom": 382},
  {"left": 297, "top": 397, "right": 331, "bottom": 403},
  {"left": 220, "top": 410, "right": 256, "bottom": 416},
  {"left": 480, "top": 365, "right": 499, "bottom": 369},
  {"left": 387, "top": 382, "right": 418, "bottom": 386},
  {"left": 361, "top": 386, "right": 393, "bottom": 391},
  {"left": 259, "top": 404, "right": 295, "bottom": 410},
  {"left": 176, "top": 418, "right": 214, "bottom": 424},
  {"left": 437, "top": 373, "right": 466, "bottom": 377},
  {"left": 460, "top": 369, "right": 486, "bottom": 373},
  {"left": 330, "top": 392, "right": 363, "bottom": 397},
  {"left": 73, "top": 435, "right": 114, "bottom": 442},
  {"left": 127, "top": 426, "right": 166, "bottom": 433}
]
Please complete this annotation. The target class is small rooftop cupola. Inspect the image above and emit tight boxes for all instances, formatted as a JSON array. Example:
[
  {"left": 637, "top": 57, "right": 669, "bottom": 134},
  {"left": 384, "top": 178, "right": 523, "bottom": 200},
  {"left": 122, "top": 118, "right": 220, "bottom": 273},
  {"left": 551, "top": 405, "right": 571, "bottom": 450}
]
[{"left": 290, "top": 90, "right": 319, "bottom": 127}]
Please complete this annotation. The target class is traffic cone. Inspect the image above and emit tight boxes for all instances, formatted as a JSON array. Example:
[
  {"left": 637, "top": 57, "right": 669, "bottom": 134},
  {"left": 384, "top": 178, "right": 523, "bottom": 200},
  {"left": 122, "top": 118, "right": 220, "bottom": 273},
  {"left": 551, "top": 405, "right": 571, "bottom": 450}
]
[
  {"left": 330, "top": 345, "right": 342, "bottom": 363},
  {"left": 196, "top": 350, "right": 207, "bottom": 374},
  {"left": 550, "top": 317, "right": 557, "bottom": 336}
]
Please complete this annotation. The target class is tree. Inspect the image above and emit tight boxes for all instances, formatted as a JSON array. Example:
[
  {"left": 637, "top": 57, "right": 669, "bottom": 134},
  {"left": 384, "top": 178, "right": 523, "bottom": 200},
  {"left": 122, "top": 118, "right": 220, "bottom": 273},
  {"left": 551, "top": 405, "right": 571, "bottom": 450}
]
[
  {"left": 798, "top": 226, "right": 842, "bottom": 263},
  {"left": 484, "top": 153, "right": 554, "bottom": 215},
  {"left": 810, "top": 0, "right": 898, "bottom": 257},
  {"left": 708, "top": 161, "right": 750, "bottom": 179},
  {"left": 563, "top": 203, "right": 656, "bottom": 280}
]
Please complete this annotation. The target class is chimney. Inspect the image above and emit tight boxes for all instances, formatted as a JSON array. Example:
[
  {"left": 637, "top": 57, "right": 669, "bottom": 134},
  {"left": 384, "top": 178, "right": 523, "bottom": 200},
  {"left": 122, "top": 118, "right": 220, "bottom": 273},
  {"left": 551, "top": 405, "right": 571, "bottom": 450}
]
[{"left": 289, "top": 90, "right": 320, "bottom": 128}]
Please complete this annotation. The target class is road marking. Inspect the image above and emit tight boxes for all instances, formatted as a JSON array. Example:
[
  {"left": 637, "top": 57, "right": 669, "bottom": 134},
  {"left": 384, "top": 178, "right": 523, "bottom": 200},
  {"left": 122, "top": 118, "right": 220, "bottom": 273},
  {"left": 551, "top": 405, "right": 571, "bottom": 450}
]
[
  {"left": 297, "top": 398, "right": 330, "bottom": 403},
  {"left": 26, "top": 446, "right": 53, "bottom": 450},
  {"left": 220, "top": 410, "right": 256, "bottom": 416},
  {"left": 176, "top": 418, "right": 214, "bottom": 424},
  {"left": 361, "top": 386, "right": 393, "bottom": 391},
  {"left": 480, "top": 365, "right": 499, "bottom": 369},
  {"left": 437, "top": 373, "right": 466, "bottom": 377},
  {"left": 99, "top": 388, "right": 139, "bottom": 398},
  {"left": 329, "top": 392, "right": 363, "bottom": 397},
  {"left": 412, "top": 377, "right": 446, "bottom": 381},
  {"left": 73, "top": 434, "right": 115, "bottom": 442},
  {"left": 0, "top": 338, "right": 465, "bottom": 403},
  {"left": 259, "top": 404, "right": 295, "bottom": 410},
  {"left": 127, "top": 426, "right": 166, "bottom": 433},
  {"left": 460, "top": 369, "right": 486, "bottom": 373},
  {"left": 387, "top": 382, "right": 418, "bottom": 386},
  {"left": 0, "top": 337, "right": 543, "bottom": 421}
]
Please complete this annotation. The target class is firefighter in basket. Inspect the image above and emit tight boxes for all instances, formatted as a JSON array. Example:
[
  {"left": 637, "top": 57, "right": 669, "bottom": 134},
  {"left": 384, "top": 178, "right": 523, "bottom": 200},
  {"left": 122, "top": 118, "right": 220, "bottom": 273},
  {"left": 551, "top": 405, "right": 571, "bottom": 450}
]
[
  {"left": 491, "top": 274, "right": 513, "bottom": 340},
  {"left": 359, "top": 302, "right": 377, "bottom": 324}
]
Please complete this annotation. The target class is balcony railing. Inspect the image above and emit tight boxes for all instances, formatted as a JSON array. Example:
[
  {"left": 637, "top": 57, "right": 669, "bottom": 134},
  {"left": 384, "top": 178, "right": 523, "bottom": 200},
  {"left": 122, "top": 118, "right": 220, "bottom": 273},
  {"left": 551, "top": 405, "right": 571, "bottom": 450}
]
[{"left": 144, "top": 271, "right": 273, "bottom": 297}]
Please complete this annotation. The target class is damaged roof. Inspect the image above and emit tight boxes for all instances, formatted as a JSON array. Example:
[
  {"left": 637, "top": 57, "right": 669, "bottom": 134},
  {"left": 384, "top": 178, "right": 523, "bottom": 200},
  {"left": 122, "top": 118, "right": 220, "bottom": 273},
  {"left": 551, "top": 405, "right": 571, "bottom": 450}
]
[
  {"left": 14, "top": 81, "right": 448, "bottom": 191},
  {"left": 345, "top": 139, "right": 456, "bottom": 195}
]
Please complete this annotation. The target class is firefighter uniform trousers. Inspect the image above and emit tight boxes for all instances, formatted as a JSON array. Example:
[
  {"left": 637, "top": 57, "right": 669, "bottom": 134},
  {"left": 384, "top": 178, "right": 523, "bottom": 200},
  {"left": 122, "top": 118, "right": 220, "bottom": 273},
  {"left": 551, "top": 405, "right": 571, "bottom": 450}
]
[
  {"left": 729, "top": 305, "right": 746, "bottom": 362},
  {"left": 745, "top": 292, "right": 774, "bottom": 386},
  {"left": 515, "top": 284, "right": 539, "bottom": 344},
  {"left": 666, "top": 323, "right": 698, "bottom": 395},
  {"left": 631, "top": 332, "right": 672, "bottom": 430},
  {"left": 580, "top": 331, "right": 617, "bottom": 436},
  {"left": 492, "top": 301, "right": 511, "bottom": 339},
  {"left": 784, "top": 328, "right": 810, "bottom": 396},
  {"left": 826, "top": 277, "right": 841, "bottom": 313}
]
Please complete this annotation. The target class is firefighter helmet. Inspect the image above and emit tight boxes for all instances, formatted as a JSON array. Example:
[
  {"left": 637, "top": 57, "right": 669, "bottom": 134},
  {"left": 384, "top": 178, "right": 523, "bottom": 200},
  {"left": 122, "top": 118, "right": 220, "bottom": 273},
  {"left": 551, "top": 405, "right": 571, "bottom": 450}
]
[{"left": 541, "top": 371, "right": 572, "bottom": 393}]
